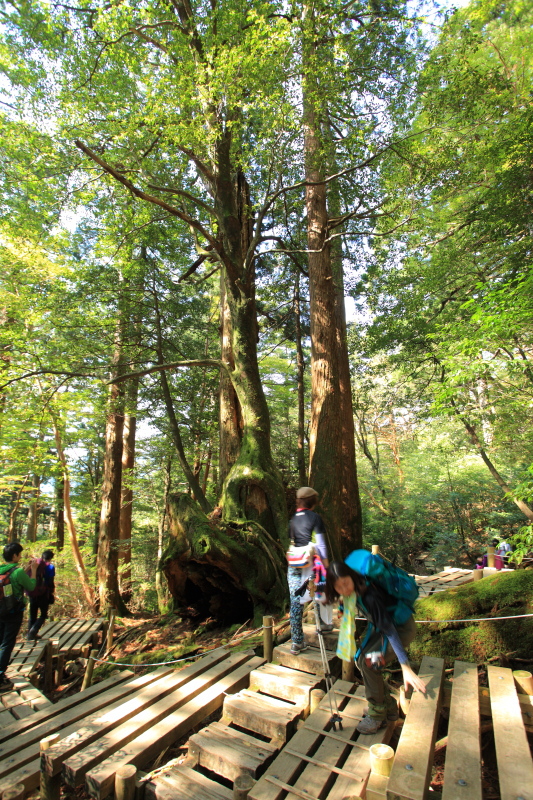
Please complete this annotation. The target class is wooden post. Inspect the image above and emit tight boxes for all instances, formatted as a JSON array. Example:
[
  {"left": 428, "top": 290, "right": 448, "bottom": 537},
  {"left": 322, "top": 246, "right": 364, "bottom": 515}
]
[
  {"left": 81, "top": 648, "right": 98, "bottom": 692},
  {"left": 473, "top": 569, "right": 483, "bottom": 581},
  {"left": 2, "top": 785, "right": 25, "bottom": 800},
  {"left": 371, "top": 545, "right": 380, "bottom": 555},
  {"left": 106, "top": 608, "right": 116, "bottom": 652},
  {"left": 487, "top": 546, "right": 495, "bottom": 568},
  {"left": 262, "top": 616, "right": 273, "bottom": 663},
  {"left": 342, "top": 660, "right": 355, "bottom": 682},
  {"left": 310, "top": 688, "right": 325, "bottom": 713},
  {"left": 44, "top": 640, "right": 54, "bottom": 694},
  {"left": 40, "top": 733, "right": 61, "bottom": 800},
  {"left": 369, "top": 743, "right": 395, "bottom": 776},
  {"left": 233, "top": 773, "right": 254, "bottom": 800},
  {"left": 115, "top": 764, "right": 138, "bottom": 800},
  {"left": 513, "top": 670, "right": 533, "bottom": 695}
]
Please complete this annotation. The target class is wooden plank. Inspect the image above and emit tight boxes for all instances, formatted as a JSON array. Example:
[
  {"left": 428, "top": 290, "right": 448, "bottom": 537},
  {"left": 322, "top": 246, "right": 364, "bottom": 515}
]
[
  {"left": 273, "top": 642, "right": 339, "bottom": 676},
  {"left": 366, "top": 773, "right": 389, "bottom": 800},
  {"left": 0, "top": 669, "right": 173, "bottom": 787},
  {"left": 442, "top": 661, "right": 481, "bottom": 800},
  {"left": 84, "top": 655, "right": 266, "bottom": 800},
  {"left": 488, "top": 665, "right": 533, "bottom": 800},
  {"left": 249, "top": 663, "right": 322, "bottom": 705},
  {"left": 189, "top": 724, "right": 276, "bottom": 781},
  {"left": 11, "top": 703, "right": 35, "bottom": 720},
  {"left": 223, "top": 689, "right": 304, "bottom": 741},
  {"left": 0, "top": 669, "right": 179, "bottom": 796},
  {"left": 146, "top": 767, "right": 232, "bottom": 800},
  {"left": 386, "top": 656, "right": 445, "bottom": 800},
  {"left": 0, "top": 710, "right": 15, "bottom": 726},
  {"left": 43, "top": 648, "right": 232, "bottom": 777},
  {"left": 249, "top": 679, "right": 359, "bottom": 800},
  {"left": 441, "top": 681, "right": 533, "bottom": 733},
  {"left": 1, "top": 691, "right": 25, "bottom": 709}
]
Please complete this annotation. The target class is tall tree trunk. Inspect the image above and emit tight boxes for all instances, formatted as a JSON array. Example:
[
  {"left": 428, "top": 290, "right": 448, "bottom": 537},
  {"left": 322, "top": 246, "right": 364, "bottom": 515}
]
[
  {"left": 294, "top": 275, "right": 307, "bottom": 485},
  {"left": 98, "top": 378, "right": 126, "bottom": 614},
  {"left": 219, "top": 264, "right": 242, "bottom": 490},
  {"left": 119, "top": 378, "right": 138, "bottom": 603},
  {"left": 156, "top": 457, "right": 172, "bottom": 613},
  {"left": 25, "top": 473, "right": 40, "bottom": 542},
  {"left": 302, "top": 8, "right": 362, "bottom": 556},
  {"left": 54, "top": 475, "right": 65, "bottom": 550},
  {"left": 7, "top": 477, "right": 29, "bottom": 542},
  {"left": 51, "top": 419, "right": 96, "bottom": 610}
]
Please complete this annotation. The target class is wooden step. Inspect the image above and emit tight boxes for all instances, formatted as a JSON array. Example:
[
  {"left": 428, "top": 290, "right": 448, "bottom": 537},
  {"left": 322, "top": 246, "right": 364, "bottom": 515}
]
[
  {"left": 273, "top": 642, "right": 340, "bottom": 677},
  {"left": 188, "top": 721, "right": 278, "bottom": 781},
  {"left": 249, "top": 663, "right": 323, "bottom": 705},
  {"left": 223, "top": 689, "right": 304, "bottom": 742},
  {"left": 302, "top": 623, "right": 339, "bottom": 650},
  {"left": 145, "top": 764, "right": 233, "bottom": 800}
]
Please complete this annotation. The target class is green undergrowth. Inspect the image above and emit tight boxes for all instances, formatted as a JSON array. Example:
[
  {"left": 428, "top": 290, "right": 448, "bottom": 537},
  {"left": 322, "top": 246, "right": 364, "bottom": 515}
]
[{"left": 410, "top": 570, "right": 533, "bottom": 665}]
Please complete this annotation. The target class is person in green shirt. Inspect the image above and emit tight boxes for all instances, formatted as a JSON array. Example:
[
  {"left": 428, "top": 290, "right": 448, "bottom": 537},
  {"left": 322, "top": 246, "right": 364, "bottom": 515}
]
[{"left": 0, "top": 542, "right": 38, "bottom": 691}]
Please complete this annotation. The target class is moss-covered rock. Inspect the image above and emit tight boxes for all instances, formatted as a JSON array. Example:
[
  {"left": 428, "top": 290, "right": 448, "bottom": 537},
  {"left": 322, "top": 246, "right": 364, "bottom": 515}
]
[{"left": 409, "top": 571, "right": 533, "bottom": 665}]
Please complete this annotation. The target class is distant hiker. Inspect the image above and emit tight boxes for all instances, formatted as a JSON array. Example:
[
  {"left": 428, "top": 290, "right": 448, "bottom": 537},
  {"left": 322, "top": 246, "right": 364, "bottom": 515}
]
[
  {"left": 325, "top": 555, "right": 426, "bottom": 734},
  {"left": 27, "top": 549, "right": 56, "bottom": 640},
  {"left": 286, "top": 487, "right": 332, "bottom": 655},
  {"left": 0, "top": 542, "right": 39, "bottom": 692},
  {"left": 474, "top": 556, "right": 484, "bottom": 569},
  {"left": 496, "top": 536, "right": 512, "bottom": 566}
]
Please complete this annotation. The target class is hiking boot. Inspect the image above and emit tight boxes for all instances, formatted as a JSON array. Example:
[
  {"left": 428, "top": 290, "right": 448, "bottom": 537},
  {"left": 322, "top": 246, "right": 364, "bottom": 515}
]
[
  {"left": 0, "top": 676, "right": 14, "bottom": 694},
  {"left": 357, "top": 715, "right": 386, "bottom": 735},
  {"left": 387, "top": 708, "right": 399, "bottom": 722},
  {"left": 319, "top": 623, "right": 334, "bottom": 632},
  {"left": 290, "top": 642, "right": 308, "bottom": 655}
]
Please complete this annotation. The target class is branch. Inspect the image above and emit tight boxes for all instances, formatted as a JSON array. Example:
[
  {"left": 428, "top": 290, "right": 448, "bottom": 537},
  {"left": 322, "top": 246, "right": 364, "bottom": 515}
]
[
  {"left": 74, "top": 140, "right": 218, "bottom": 248},
  {"left": 146, "top": 183, "right": 216, "bottom": 215},
  {"left": 109, "top": 359, "right": 229, "bottom": 384},
  {"left": 0, "top": 369, "right": 97, "bottom": 391}
]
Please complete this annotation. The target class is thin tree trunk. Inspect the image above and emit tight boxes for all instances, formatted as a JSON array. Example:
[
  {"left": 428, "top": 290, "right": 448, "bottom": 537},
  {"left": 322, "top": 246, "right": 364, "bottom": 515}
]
[
  {"left": 52, "top": 420, "right": 96, "bottom": 610},
  {"left": 119, "top": 378, "right": 138, "bottom": 603},
  {"left": 25, "top": 474, "right": 40, "bottom": 542},
  {"left": 7, "top": 476, "right": 29, "bottom": 542},
  {"left": 450, "top": 398, "right": 533, "bottom": 522},
  {"left": 156, "top": 457, "right": 172, "bottom": 613},
  {"left": 294, "top": 275, "right": 307, "bottom": 485},
  {"left": 55, "top": 476, "right": 65, "bottom": 550}
]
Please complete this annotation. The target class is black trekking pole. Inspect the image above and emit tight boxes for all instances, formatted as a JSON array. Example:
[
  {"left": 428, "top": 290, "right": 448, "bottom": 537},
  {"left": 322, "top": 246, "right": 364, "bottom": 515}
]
[{"left": 308, "top": 580, "right": 343, "bottom": 731}]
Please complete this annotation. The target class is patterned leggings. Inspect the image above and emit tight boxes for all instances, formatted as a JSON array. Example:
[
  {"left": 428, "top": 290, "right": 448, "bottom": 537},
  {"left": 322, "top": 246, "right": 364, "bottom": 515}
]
[{"left": 288, "top": 567, "right": 305, "bottom": 645}]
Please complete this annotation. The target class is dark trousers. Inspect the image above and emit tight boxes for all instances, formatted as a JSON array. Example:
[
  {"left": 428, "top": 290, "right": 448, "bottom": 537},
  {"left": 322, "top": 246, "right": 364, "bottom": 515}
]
[
  {"left": 28, "top": 596, "right": 50, "bottom": 636},
  {"left": 356, "top": 616, "right": 417, "bottom": 719},
  {"left": 0, "top": 607, "right": 24, "bottom": 678}
]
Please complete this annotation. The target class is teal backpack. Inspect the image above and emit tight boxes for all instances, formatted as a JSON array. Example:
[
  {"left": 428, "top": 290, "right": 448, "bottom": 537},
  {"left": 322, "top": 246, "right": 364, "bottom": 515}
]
[{"left": 344, "top": 549, "right": 419, "bottom": 626}]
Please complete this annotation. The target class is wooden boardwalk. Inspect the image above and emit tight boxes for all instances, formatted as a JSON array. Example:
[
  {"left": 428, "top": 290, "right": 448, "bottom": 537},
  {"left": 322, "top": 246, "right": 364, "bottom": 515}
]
[
  {"left": 2, "top": 580, "right": 531, "bottom": 800},
  {"left": 414, "top": 568, "right": 474, "bottom": 596}
]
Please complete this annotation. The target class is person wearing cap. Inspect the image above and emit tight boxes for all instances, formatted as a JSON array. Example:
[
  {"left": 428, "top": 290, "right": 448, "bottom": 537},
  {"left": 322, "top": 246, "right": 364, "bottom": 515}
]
[{"left": 288, "top": 487, "right": 332, "bottom": 655}]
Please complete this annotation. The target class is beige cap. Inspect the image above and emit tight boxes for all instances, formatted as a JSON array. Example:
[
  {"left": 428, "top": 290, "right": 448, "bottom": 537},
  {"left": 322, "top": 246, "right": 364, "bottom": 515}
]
[{"left": 296, "top": 486, "right": 319, "bottom": 499}]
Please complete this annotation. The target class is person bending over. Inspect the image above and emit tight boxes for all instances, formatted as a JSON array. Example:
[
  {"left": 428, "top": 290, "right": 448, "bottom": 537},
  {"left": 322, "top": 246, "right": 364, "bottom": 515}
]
[{"left": 325, "top": 560, "right": 426, "bottom": 734}]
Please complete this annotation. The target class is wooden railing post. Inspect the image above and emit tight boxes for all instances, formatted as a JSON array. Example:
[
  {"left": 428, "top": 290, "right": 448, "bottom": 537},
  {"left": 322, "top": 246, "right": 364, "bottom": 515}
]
[
  {"left": 115, "top": 764, "right": 138, "bottom": 800},
  {"left": 81, "top": 648, "right": 98, "bottom": 692},
  {"left": 262, "top": 616, "right": 273, "bottom": 663},
  {"left": 233, "top": 773, "right": 254, "bottom": 800},
  {"left": 40, "top": 733, "right": 61, "bottom": 800}
]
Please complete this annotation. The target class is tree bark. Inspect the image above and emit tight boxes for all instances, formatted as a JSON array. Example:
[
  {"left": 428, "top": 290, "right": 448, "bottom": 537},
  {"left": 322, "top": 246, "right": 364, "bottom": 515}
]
[
  {"left": 156, "top": 457, "right": 172, "bottom": 613},
  {"left": 51, "top": 419, "right": 96, "bottom": 610},
  {"left": 25, "top": 474, "right": 40, "bottom": 542},
  {"left": 302, "top": 8, "right": 362, "bottom": 556},
  {"left": 294, "top": 275, "right": 308, "bottom": 486},
  {"left": 119, "top": 377, "right": 138, "bottom": 603},
  {"left": 219, "top": 272, "right": 242, "bottom": 488},
  {"left": 98, "top": 378, "right": 126, "bottom": 614},
  {"left": 55, "top": 476, "right": 65, "bottom": 550}
]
